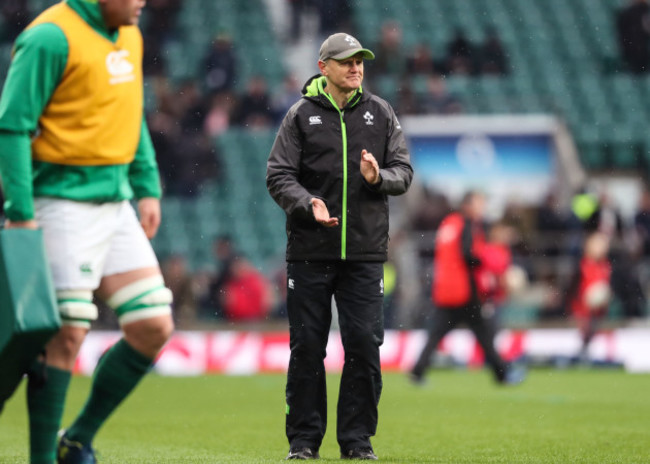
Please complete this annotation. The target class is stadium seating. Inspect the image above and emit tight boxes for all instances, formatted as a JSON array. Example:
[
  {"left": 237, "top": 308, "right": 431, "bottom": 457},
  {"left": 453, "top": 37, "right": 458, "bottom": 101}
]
[
  {"left": 350, "top": 0, "right": 650, "bottom": 172},
  {"left": 152, "top": 130, "right": 287, "bottom": 272},
  {"left": 171, "top": 0, "right": 285, "bottom": 90}
]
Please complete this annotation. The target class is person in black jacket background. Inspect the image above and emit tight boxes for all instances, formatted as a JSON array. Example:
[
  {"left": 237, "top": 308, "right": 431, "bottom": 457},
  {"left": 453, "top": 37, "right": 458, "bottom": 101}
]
[{"left": 267, "top": 32, "right": 413, "bottom": 461}]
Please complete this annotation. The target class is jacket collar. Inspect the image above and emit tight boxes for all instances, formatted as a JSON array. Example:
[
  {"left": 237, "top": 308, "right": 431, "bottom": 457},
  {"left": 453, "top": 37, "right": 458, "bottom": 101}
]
[
  {"left": 302, "top": 74, "right": 366, "bottom": 111},
  {"left": 66, "top": 0, "right": 119, "bottom": 42}
]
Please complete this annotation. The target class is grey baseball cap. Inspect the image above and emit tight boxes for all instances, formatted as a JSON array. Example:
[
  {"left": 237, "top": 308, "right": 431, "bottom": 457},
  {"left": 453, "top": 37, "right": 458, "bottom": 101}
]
[{"left": 319, "top": 33, "right": 375, "bottom": 62}]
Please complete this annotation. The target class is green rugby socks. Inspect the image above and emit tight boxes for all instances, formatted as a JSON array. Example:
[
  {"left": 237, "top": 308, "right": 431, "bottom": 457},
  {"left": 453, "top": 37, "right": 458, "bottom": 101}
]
[
  {"left": 66, "top": 339, "right": 153, "bottom": 446},
  {"left": 27, "top": 363, "right": 71, "bottom": 464}
]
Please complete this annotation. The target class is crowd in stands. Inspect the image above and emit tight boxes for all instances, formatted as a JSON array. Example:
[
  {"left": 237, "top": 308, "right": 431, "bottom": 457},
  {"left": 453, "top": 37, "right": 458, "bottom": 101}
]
[
  {"left": 3, "top": 1, "right": 650, "bottom": 330},
  {"left": 616, "top": 0, "right": 650, "bottom": 74},
  {"left": 367, "top": 21, "right": 509, "bottom": 116}
]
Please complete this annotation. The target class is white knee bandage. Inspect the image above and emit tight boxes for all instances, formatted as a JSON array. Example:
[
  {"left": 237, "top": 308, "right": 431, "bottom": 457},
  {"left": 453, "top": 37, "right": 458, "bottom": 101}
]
[
  {"left": 106, "top": 275, "right": 173, "bottom": 325},
  {"left": 57, "top": 289, "right": 98, "bottom": 321}
]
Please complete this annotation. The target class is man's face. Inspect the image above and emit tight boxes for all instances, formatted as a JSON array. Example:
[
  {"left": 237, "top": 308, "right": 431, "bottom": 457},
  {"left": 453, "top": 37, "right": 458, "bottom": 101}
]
[
  {"left": 99, "top": 0, "right": 145, "bottom": 28},
  {"left": 320, "top": 53, "right": 364, "bottom": 92}
]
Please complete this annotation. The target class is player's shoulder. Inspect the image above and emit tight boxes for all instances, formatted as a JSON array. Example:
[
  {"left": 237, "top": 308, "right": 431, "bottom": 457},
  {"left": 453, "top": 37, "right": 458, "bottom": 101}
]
[
  {"left": 15, "top": 22, "right": 68, "bottom": 57},
  {"left": 285, "top": 97, "right": 313, "bottom": 120},
  {"left": 365, "top": 92, "right": 396, "bottom": 118}
]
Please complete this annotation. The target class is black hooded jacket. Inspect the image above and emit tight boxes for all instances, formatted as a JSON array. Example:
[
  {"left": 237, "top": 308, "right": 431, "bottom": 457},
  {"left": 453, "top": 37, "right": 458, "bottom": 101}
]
[{"left": 266, "top": 75, "right": 413, "bottom": 262}]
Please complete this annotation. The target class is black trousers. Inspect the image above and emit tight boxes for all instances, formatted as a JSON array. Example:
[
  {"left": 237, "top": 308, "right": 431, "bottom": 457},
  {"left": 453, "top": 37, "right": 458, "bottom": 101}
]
[
  {"left": 412, "top": 302, "right": 507, "bottom": 382},
  {"left": 285, "top": 260, "right": 384, "bottom": 452}
]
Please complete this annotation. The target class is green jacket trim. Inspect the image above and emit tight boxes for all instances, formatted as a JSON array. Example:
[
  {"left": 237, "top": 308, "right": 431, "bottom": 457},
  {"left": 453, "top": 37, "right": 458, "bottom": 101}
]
[{"left": 304, "top": 76, "right": 362, "bottom": 259}]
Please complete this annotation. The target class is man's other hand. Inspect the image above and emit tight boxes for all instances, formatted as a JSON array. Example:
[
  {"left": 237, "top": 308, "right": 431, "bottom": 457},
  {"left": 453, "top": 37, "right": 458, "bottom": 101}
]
[{"left": 311, "top": 198, "right": 339, "bottom": 227}]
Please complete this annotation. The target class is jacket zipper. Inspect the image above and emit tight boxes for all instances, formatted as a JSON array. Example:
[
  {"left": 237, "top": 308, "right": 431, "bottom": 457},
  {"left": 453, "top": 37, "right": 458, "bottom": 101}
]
[{"left": 340, "top": 111, "right": 347, "bottom": 260}]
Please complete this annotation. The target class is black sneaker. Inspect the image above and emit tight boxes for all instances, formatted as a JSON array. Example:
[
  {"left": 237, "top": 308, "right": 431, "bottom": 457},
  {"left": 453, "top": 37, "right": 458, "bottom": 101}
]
[
  {"left": 341, "top": 448, "right": 378, "bottom": 460},
  {"left": 408, "top": 371, "right": 426, "bottom": 385},
  {"left": 286, "top": 447, "right": 320, "bottom": 460},
  {"left": 57, "top": 431, "right": 97, "bottom": 464}
]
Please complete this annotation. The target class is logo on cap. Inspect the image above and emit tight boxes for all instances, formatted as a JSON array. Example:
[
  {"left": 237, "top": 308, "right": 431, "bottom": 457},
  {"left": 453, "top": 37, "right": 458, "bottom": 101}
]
[{"left": 345, "top": 35, "right": 357, "bottom": 46}]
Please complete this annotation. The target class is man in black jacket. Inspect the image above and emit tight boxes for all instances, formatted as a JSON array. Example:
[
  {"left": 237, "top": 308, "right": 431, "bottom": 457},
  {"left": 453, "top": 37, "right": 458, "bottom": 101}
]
[{"left": 267, "top": 32, "right": 413, "bottom": 461}]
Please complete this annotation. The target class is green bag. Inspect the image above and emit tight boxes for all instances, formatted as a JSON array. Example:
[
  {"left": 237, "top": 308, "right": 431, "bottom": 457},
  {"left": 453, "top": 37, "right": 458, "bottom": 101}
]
[{"left": 0, "top": 228, "right": 60, "bottom": 408}]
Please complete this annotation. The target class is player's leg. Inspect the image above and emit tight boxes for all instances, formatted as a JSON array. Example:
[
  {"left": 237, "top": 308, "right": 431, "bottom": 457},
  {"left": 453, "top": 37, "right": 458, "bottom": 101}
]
[
  {"left": 27, "top": 199, "right": 107, "bottom": 464},
  {"left": 576, "top": 315, "right": 596, "bottom": 361},
  {"left": 334, "top": 261, "right": 383, "bottom": 458},
  {"left": 465, "top": 302, "right": 508, "bottom": 382},
  {"left": 410, "top": 308, "right": 461, "bottom": 381},
  {"left": 28, "top": 319, "right": 91, "bottom": 464},
  {"left": 62, "top": 267, "right": 174, "bottom": 449},
  {"left": 285, "top": 261, "right": 335, "bottom": 458},
  {"left": 61, "top": 201, "right": 173, "bottom": 454}
]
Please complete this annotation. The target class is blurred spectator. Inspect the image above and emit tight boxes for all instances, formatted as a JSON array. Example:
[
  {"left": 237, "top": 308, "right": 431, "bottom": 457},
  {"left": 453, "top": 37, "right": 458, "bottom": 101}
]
[
  {"left": 616, "top": 0, "right": 650, "bottom": 73},
  {"left": 233, "top": 76, "right": 273, "bottom": 128},
  {"left": 314, "top": 0, "right": 351, "bottom": 35},
  {"left": 178, "top": 80, "right": 208, "bottom": 134},
  {"left": 271, "top": 74, "right": 302, "bottom": 124},
  {"left": 141, "top": 0, "right": 180, "bottom": 76},
  {"left": 394, "top": 78, "right": 419, "bottom": 116},
  {"left": 406, "top": 42, "right": 446, "bottom": 76},
  {"left": 202, "top": 236, "right": 237, "bottom": 319},
  {"left": 171, "top": 133, "right": 221, "bottom": 196},
  {"left": 536, "top": 193, "right": 568, "bottom": 233},
  {"left": 479, "top": 28, "right": 509, "bottom": 75},
  {"left": 203, "top": 34, "right": 237, "bottom": 94},
  {"left": 537, "top": 271, "right": 565, "bottom": 320},
  {"left": 204, "top": 92, "right": 235, "bottom": 137},
  {"left": 585, "top": 192, "right": 624, "bottom": 239},
  {"left": 446, "top": 28, "right": 475, "bottom": 75},
  {"left": 634, "top": 188, "right": 650, "bottom": 255},
  {"left": 535, "top": 192, "right": 568, "bottom": 256},
  {"left": 1, "top": 0, "right": 30, "bottom": 43},
  {"left": 570, "top": 186, "right": 599, "bottom": 227},
  {"left": 148, "top": 110, "right": 178, "bottom": 193},
  {"left": 502, "top": 199, "right": 536, "bottom": 256},
  {"left": 410, "top": 187, "right": 451, "bottom": 232},
  {"left": 161, "top": 254, "right": 197, "bottom": 328},
  {"left": 610, "top": 240, "right": 647, "bottom": 319},
  {"left": 564, "top": 232, "right": 612, "bottom": 361},
  {"left": 419, "top": 75, "right": 463, "bottom": 115},
  {"left": 222, "top": 257, "right": 272, "bottom": 321},
  {"left": 143, "top": 0, "right": 180, "bottom": 43},
  {"left": 476, "top": 222, "right": 515, "bottom": 309},
  {"left": 372, "top": 21, "right": 407, "bottom": 78},
  {"left": 149, "top": 80, "right": 220, "bottom": 196}
]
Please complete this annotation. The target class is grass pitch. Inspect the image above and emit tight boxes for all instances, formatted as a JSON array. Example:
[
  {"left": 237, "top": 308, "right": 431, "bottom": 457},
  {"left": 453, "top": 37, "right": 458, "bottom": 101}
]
[{"left": 1, "top": 369, "right": 649, "bottom": 463}]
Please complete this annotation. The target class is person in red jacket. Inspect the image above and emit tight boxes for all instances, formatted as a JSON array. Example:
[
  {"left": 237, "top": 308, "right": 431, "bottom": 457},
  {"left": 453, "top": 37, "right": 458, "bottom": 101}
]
[
  {"left": 410, "top": 192, "right": 524, "bottom": 384},
  {"left": 565, "top": 232, "right": 612, "bottom": 360},
  {"left": 222, "top": 257, "right": 272, "bottom": 321}
]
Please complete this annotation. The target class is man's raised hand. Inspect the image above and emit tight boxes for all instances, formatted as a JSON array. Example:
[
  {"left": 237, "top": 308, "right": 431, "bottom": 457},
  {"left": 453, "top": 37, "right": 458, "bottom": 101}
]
[{"left": 360, "top": 149, "right": 380, "bottom": 185}]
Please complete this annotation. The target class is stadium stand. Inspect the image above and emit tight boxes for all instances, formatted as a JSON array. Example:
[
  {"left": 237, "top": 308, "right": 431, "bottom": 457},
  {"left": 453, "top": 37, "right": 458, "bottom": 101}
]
[
  {"left": 351, "top": 0, "right": 650, "bottom": 172},
  {"left": 1, "top": 0, "right": 648, "bottom": 325},
  {"left": 152, "top": 129, "right": 286, "bottom": 273}
]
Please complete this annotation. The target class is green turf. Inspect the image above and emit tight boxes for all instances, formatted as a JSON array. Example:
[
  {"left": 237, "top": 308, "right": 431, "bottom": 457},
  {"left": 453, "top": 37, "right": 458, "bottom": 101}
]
[{"left": 1, "top": 370, "right": 649, "bottom": 463}]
